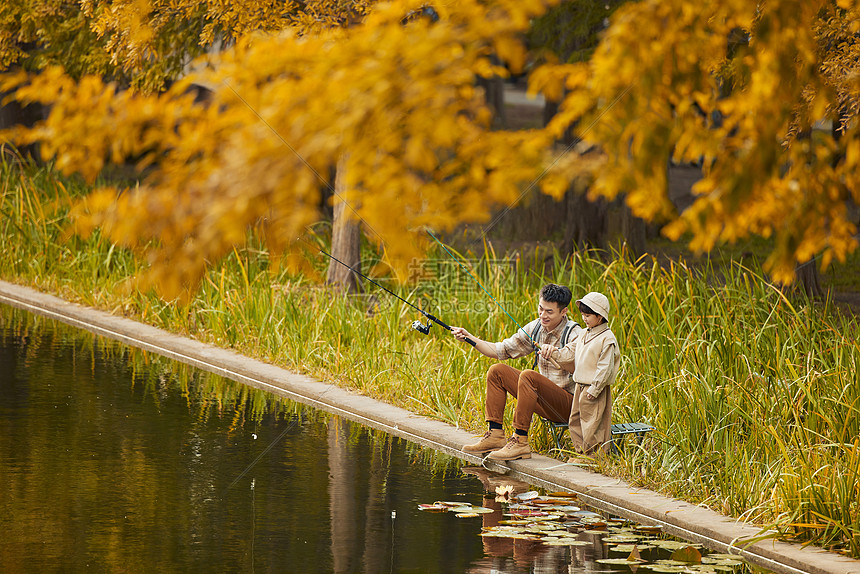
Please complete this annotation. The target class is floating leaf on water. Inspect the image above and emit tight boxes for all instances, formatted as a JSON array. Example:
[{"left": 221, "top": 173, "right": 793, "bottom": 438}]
[
  {"left": 464, "top": 506, "right": 495, "bottom": 514},
  {"left": 643, "top": 566, "right": 686, "bottom": 573},
  {"left": 582, "top": 529, "right": 611, "bottom": 535},
  {"left": 517, "top": 490, "right": 540, "bottom": 500},
  {"left": 448, "top": 506, "right": 474, "bottom": 513},
  {"left": 703, "top": 554, "right": 744, "bottom": 562},
  {"left": 505, "top": 509, "right": 548, "bottom": 517},
  {"left": 529, "top": 514, "right": 562, "bottom": 522},
  {"left": 611, "top": 544, "right": 655, "bottom": 553},
  {"left": 652, "top": 540, "right": 702, "bottom": 551},
  {"left": 603, "top": 535, "right": 642, "bottom": 543},
  {"left": 456, "top": 512, "right": 480, "bottom": 518},
  {"left": 434, "top": 501, "right": 467, "bottom": 507},
  {"left": 636, "top": 525, "right": 664, "bottom": 534},
  {"left": 671, "top": 545, "right": 702, "bottom": 563},
  {"left": 510, "top": 533, "right": 542, "bottom": 540},
  {"left": 596, "top": 558, "right": 645, "bottom": 565},
  {"left": 547, "top": 491, "right": 578, "bottom": 498},
  {"left": 686, "top": 566, "right": 718, "bottom": 573},
  {"left": 701, "top": 558, "right": 744, "bottom": 567},
  {"left": 547, "top": 539, "right": 593, "bottom": 546},
  {"left": 526, "top": 524, "right": 559, "bottom": 532},
  {"left": 418, "top": 504, "right": 447, "bottom": 512},
  {"left": 549, "top": 505, "right": 581, "bottom": 513},
  {"left": 628, "top": 544, "right": 642, "bottom": 562},
  {"left": 498, "top": 519, "right": 530, "bottom": 525},
  {"left": 655, "top": 560, "right": 690, "bottom": 566}
]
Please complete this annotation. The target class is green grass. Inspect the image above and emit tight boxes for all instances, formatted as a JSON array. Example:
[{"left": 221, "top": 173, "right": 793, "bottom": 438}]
[{"left": 2, "top": 159, "right": 859, "bottom": 557}]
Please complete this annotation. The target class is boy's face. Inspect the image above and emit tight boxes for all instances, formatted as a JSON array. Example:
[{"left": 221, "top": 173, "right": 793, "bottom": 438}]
[
  {"left": 580, "top": 308, "right": 603, "bottom": 329},
  {"left": 538, "top": 297, "right": 567, "bottom": 330}
]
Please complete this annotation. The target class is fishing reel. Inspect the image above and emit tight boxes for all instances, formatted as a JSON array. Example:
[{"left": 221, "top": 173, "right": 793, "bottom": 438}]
[{"left": 411, "top": 319, "right": 432, "bottom": 335}]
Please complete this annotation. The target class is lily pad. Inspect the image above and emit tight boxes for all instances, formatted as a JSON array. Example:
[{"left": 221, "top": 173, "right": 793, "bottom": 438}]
[
  {"left": 544, "top": 538, "right": 591, "bottom": 546},
  {"left": 464, "top": 506, "right": 495, "bottom": 514},
  {"left": 418, "top": 503, "right": 448, "bottom": 512},
  {"left": 701, "top": 558, "right": 744, "bottom": 567},
  {"left": 603, "top": 535, "right": 643, "bottom": 543},
  {"left": 517, "top": 490, "right": 540, "bottom": 500},
  {"left": 611, "top": 544, "right": 656, "bottom": 553},
  {"left": 642, "top": 566, "right": 687, "bottom": 573},
  {"left": 435, "top": 501, "right": 467, "bottom": 507},
  {"left": 596, "top": 558, "right": 646, "bottom": 565},
  {"left": 498, "top": 519, "right": 530, "bottom": 525},
  {"left": 652, "top": 540, "right": 702, "bottom": 551},
  {"left": 703, "top": 554, "right": 744, "bottom": 561},
  {"left": 671, "top": 545, "right": 703, "bottom": 563},
  {"left": 529, "top": 514, "right": 562, "bottom": 522},
  {"left": 456, "top": 512, "right": 480, "bottom": 518}
]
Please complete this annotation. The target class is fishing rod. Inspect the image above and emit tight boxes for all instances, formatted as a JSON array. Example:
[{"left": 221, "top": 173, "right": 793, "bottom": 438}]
[
  {"left": 313, "top": 243, "right": 477, "bottom": 348},
  {"left": 425, "top": 229, "right": 563, "bottom": 369}
]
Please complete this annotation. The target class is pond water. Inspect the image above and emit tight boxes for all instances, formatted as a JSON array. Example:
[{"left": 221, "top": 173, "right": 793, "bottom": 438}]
[{"left": 0, "top": 305, "right": 767, "bottom": 573}]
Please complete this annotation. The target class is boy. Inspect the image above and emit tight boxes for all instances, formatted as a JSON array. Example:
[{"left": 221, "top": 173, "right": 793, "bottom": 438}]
[{"left": 541, "top": 291, "right": 620, "bottom": 459}]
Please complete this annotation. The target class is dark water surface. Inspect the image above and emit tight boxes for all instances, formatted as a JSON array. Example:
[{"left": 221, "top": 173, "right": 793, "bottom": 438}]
[{"left": 0, "top": 305, "right": 765, "bottom": 573}]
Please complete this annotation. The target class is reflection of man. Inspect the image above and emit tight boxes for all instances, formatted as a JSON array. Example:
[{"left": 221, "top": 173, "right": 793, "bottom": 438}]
[
  {"left": 461, "top": 467, "right": 544, "bottom": 566},
  {"left": 452, "top": 284, "right": 581, "bottom": 461}
]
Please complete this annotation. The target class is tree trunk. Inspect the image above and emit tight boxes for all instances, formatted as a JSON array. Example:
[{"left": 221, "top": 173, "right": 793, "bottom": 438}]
[
  {"left": 0, "top": 86, "right": 45, "bottom": 162},
  {"left": 477, "top": 55, "right": 506, "bottom": 129},
  {"left": 326, "top": 157, "right": 363, "bottom": 293},
  {"left": 795, "top": 258, "right": 823, "bottom": 299}
]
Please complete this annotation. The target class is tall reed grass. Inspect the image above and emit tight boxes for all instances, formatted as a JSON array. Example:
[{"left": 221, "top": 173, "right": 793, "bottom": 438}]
[{"left": 2, "top": 159, "right": 858, "bottom": 556}]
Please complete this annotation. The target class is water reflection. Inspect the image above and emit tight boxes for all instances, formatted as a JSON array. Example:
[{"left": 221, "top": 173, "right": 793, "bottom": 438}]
[
  {"left": 0, "top": 307, "right": 485, "bottom": 572},
  {"left": 0, "top": 305, "right": 764, "bottom": 574}
]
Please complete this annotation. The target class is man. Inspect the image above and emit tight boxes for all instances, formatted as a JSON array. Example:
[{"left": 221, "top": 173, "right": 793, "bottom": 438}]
[{"left": 451, "top": 284, "right": 581, "bottom": 461}]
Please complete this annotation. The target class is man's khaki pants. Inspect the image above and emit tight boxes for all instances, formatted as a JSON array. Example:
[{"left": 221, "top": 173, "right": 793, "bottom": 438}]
[{"left": 484, "top": 363, "right": 573, "bottom": 433}]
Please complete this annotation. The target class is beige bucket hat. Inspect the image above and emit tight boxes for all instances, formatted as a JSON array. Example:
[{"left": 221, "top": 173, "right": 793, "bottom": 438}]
[{"left": 575, "top": 292, "right": 610, "bottom": 321}]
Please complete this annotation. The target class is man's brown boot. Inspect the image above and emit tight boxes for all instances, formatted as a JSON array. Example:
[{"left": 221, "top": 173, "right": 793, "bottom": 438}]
[
  {"left": 487, "top": 435, "right": 531, "bottom": 461},
  {"left": 462, "top": 429, "right": 506, "bottom": 454}
]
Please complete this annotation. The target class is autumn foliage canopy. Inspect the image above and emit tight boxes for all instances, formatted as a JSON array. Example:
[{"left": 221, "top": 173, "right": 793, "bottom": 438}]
[{"left": 2, "top": 0, "right": 860, "bottom": 295}]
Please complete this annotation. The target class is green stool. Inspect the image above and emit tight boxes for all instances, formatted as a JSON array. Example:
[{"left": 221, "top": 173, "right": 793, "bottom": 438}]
[{"left": 544, "top": 419, "right": 655, "bottom": 455}]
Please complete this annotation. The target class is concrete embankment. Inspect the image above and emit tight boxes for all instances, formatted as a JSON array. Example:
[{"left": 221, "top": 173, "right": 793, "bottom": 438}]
[{"left": 1, "top": 279, "right": 857, "bottom": 574}]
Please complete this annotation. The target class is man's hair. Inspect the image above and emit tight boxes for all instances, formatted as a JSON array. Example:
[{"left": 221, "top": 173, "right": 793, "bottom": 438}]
[{"left": 540, "top": 284, "right": 572, "bottom": 309}]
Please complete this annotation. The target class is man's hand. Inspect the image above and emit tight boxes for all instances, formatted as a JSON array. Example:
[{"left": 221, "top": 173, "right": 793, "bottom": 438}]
[
  {"left": 538, "top": 343, "right": 557, "bottom": 360},
  {"left": 451, "top": 326, "right": 473, "bottom": 343}
]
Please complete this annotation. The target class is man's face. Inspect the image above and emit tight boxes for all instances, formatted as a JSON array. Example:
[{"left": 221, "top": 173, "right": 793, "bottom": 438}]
[{"left": 538, "top": 298, "right": 567, "bottom": 330}]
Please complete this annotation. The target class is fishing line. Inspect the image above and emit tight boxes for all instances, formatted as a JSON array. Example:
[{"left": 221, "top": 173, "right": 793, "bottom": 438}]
[
  {"left": 425, "top": 229, "right": 563, "bottom": 366},
  {"left": 302, "top": 237, "right": 477, "bottom": 347},
  {"left": 227, "top": 417, "right": 301, "bottom": 490}
]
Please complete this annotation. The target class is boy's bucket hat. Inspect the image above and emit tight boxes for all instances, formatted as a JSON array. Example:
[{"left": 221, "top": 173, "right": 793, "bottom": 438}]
[{"left": 576, "top": 292, "right": 610, "bottom": 321}]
